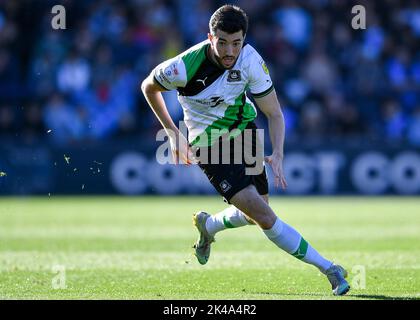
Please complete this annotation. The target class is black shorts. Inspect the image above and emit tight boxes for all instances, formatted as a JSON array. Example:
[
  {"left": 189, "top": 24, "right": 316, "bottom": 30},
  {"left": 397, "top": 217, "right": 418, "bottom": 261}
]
[{"left": 196, "top": 122, "right": 268, "bottom": 203}]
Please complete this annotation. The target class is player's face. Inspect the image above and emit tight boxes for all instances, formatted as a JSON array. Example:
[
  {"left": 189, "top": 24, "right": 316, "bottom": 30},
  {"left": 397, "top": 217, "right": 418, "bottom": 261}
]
[{"left": 208, "top": 30, "right": 244, "bottom": 69}]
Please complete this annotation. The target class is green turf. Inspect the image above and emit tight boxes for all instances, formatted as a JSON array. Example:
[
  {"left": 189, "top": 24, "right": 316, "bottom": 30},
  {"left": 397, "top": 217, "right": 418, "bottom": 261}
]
[{"left": 0, "top": 196, "right": 419, "bottom": 300}]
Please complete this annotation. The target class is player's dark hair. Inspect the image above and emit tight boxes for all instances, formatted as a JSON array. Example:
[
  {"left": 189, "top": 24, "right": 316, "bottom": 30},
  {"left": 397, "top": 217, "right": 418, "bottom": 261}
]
[{"left": 209, "top": 5, "right": 248, "bottom": 36}]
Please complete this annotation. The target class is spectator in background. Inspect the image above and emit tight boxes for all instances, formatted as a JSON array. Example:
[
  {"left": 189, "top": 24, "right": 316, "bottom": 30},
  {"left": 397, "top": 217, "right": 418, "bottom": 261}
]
[
  {"left": 0, "top": 48, "right": 21, "bottom": 102},
  {"left": 43, "top": 93, "right": 85, "bottom": 145},
  {"left": 21, "top": 102, "right": 45, "bottom": 142},
  {"left": 0, "top": 0, "right": 418, "bottom": 147},
  {"left": 91, "top": 44, "right": 114, "bottom": 88},
  {"left": 0, "top": 104, "right": 16, "bottom": 136},
  {"left": 281, "top": 104, "right": 298, "bottom": 139},
  {"left": 57, "top": 49, "right": 91, "bottom": 94},
  {"left": 74, "top": 63, "right": 137, "bottom": 139},
  {"left": 0, "top": 7, "right": 18, "bottom": 48},
  {"left": 33, "top": 30, "right": 68, "bottom": 66},
  {"left": 397, "top": 3, "right": 420, "bottom": 37},
  {"left": 176, "top": 0, "right": 212, "bottom": 45},
  {"left": 273, "top": 1, "right": 312, "bottom": 50},
  {"left": 381, "top": 99, "right": 407, "bottom": 141},
  {"left": 302, "top": 47, "right": 338, "bottom": 95},
  {"left": 334, "top": 102, "right": 364, "bottom": 137},
  {"left": 28, "top": 52, "right": 57, "bottom": 98},
  {"left": 299, "top": 100, "right": 325, "bottom": 141},
  {"left": 73, "top": 22, "right": 96, "bottom": 57},
  {"left": 407, "top": 105, "right": 420, "bottom": 147}
]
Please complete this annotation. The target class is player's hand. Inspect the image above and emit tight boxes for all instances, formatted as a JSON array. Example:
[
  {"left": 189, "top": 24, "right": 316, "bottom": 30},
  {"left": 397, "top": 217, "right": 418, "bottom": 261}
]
[
  {"left": 264, "top": 154, "right": 287, "bottom": 190},
  {"left": 169, "top": 133, "right": 198, "bottom": 166}
]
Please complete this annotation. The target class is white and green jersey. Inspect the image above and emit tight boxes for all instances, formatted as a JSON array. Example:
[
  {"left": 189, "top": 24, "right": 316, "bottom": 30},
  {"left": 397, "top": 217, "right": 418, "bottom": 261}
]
[{"left": 153, "top": 40, "right": 274, "bottom": 147}]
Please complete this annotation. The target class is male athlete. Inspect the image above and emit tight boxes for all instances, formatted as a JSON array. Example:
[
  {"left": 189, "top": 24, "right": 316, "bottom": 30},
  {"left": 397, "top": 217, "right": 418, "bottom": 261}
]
[{"left": 141, "top": 5, "right": 350, "bottom": 296}]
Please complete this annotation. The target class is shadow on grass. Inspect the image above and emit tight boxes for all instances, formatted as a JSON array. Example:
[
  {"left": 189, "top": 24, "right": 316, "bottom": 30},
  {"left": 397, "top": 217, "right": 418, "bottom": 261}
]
[
  {"left": 252, "top": 292, "right": 419, "bottom": 300},
  {"left": 251, "top": 291, "right": 332, "bottom": 299},
  {"left": 349, "top": 294, "right": 419, "bottom": 301}
]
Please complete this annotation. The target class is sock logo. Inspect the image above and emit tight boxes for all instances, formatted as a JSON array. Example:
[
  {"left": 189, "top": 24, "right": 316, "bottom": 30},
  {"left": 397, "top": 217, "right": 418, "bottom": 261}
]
[
  {"left": 292, "top": 238, "right": 308, "bottom": 260},
  {"left": 219, "top": 180, "right": 232, "bottom": 193}
]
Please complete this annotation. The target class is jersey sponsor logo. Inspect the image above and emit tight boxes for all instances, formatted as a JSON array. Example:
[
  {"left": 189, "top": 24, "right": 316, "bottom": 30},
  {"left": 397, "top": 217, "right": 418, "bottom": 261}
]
[
  {"left": 194, "top": 96, "right": 225, "bottom": 108},
  {"left": 219, "top": 180, "right": 232, "bottom": 193},
  {"left": 227, "top": 70, "right": 241, "bottom": 82},
  {"left": 209, "top": 96, "right": 224, "bottom": 107}
]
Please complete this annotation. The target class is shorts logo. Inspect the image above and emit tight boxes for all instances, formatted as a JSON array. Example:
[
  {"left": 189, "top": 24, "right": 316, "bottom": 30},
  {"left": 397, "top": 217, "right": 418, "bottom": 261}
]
[
  {"left": 227, "top": 70, "right": 241, "bottom": 82},
  {"left": 219, "top": 180, "right": 232, "bottom": 193}
]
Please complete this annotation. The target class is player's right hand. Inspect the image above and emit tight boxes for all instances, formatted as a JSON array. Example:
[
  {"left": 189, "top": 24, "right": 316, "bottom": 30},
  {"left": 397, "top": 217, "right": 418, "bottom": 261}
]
[{"left": 169, "top": 134, "right": 198, "bottom": 166}]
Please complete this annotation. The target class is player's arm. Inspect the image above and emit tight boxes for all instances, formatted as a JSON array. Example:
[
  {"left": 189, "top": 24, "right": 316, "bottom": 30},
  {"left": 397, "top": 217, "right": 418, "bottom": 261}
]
[
  {"left": 141, "top": 73, "right": 177, "bottom": 135},
  {"left": 254, "top": 89, "right": 287, "bottom": 189},
  {"left": 141, "top": 73, "right": 194, "bottom": 165}
]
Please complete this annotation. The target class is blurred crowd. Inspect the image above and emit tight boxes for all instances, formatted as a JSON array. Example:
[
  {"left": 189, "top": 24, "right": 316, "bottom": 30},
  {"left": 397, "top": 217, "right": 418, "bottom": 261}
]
[{"left": 0, "top": 0, "right": 419, "bottom": 146}]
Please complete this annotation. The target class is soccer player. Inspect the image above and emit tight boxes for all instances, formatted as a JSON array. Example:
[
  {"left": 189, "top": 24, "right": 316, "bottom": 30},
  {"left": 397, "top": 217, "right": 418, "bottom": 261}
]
[{"left": 141, "top": 5, "right": 350, "bottom": 296}]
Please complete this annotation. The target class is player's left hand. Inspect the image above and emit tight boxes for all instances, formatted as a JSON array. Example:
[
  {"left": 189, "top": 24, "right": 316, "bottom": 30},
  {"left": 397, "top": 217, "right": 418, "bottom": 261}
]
[{"left": 264, "top": 154, "right": 287, "bottom": 190}]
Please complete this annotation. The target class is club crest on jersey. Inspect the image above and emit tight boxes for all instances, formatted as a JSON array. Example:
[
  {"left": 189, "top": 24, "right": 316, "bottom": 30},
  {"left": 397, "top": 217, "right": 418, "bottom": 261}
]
[{"left": 227, "top": 70, "right": 241, "bottom": 82}]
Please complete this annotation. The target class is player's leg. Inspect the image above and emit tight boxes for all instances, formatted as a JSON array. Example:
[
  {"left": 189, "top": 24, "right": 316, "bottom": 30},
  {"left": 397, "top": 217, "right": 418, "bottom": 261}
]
[
  {"left": 262, "top": 194, "right": 268, "bottom": 203},
  {"left": 204, "top": 191, "right": 268, "bottom": 235},
  {"left": 204, "top": 206, "right": 254, "bottom": 235},
  {"left": 192, "top": 199, "right": 258, "bottom": 265},
  {"left": 229, "top": 185, "right": 350, "bottom": 295},
  {"left": 192, "top": 187, "right": 263, "bottom": 264},
  {"left": 231, "top": 184, "right": 332, "bottom": 269},
  {"left": 193, "top": 128, "right": 268, "bottom": 263},
  {"left": 198, "top": 121, "right": 267, "bottom": 235}
]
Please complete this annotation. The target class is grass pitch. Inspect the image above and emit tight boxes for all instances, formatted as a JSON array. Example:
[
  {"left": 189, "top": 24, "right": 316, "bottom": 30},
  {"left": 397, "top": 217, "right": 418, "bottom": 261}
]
[{"left": 0, "top": 196, "right": 419, "bottom": 300}]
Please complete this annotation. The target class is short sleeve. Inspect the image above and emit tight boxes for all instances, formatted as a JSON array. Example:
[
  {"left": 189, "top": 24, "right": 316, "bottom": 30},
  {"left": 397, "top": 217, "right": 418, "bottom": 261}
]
[
  {"left": 153, "top": 56, "right": 187, "bottom": 91},
  {"left": 247, "top": 49, "right": 274, "bottom": 98}
]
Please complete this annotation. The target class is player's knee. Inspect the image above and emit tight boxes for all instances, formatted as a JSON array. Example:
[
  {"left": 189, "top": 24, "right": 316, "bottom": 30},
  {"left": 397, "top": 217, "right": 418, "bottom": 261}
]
[
  {"left": 261, "top": 194, "right": 269, "bottom": 204},
  {"left": 246, "top": 206, "right": 276, "bottom": 229},
  {"left": 256, "top": 213, "right": 277, "bottom": 230}
]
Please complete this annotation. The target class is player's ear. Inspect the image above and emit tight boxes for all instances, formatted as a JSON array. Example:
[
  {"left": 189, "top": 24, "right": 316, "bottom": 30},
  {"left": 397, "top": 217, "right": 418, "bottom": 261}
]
[{"left": 208, "top": 33, "right": 215, "bottom": 48}]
